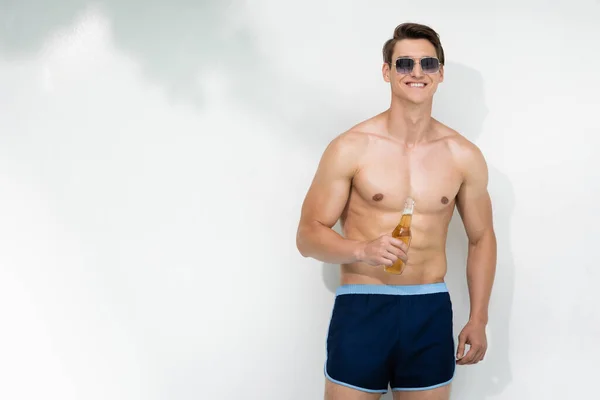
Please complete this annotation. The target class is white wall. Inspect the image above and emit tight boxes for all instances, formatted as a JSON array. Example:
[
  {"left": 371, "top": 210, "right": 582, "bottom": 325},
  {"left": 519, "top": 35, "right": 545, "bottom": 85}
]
[{"left": 0, "top": 1, "right": 599, "bottom": 399}]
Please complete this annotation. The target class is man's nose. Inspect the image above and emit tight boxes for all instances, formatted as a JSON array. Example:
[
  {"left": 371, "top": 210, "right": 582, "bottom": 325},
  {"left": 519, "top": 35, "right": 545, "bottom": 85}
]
[{"left": 411, "top": 62, "right": 424, "bottom": 78}]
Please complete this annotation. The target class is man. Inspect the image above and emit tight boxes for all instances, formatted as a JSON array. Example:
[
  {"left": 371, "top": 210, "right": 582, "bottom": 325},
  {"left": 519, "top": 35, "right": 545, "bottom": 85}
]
[{"left": 296, "top": 23, "right": 497, "bottom": 400}]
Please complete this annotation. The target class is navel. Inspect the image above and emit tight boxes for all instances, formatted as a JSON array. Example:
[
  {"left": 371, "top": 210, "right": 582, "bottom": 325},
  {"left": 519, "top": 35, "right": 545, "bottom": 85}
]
[
  {"left": 372, "top": 193, "right": 384, "bottom": 201},
  {"left": 441, "top": 196, "right": 449, "bottom": 205}
]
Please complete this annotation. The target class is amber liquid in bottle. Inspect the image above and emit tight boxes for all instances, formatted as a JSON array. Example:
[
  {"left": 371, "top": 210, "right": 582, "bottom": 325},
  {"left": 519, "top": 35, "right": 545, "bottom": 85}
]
[{"left": 384, "top": 197, "right": 415, "bottom": 275}]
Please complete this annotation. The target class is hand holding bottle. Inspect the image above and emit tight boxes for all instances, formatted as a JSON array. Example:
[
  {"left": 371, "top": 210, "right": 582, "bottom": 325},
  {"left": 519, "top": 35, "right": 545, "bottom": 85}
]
[{"left": 355, "top": 234, "right": 409, "bottom": 267}]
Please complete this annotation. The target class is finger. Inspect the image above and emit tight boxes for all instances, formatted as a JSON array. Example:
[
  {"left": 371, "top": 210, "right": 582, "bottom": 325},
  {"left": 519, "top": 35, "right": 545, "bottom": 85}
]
[
  {"left": 475, "top": 344, "right": 487, "bottom": 362},
  {"left": 378, "top": 257, "right": 393, "bottom": 266},
  {"left": 389, "top": 237, "right": 409, "bottom": 252},
  {"left": 467, "top": 346, "right": 485, "bottom": 365},
  {"left": 386, "top": 246, "right": 407, "bottom": 262},
  {"left": 458, "top": 346, "right": 477, "bottom": 365},
  {"left": 456, "top": 338, "right": 466, "bottom": 361},
  {"left": 382, "top": 251, "right": 398, "bottom": 264},
  {"left": 475, "top": 347, "right": 487, "bottom": 363},
  {"left": 390, "top": 237, "right": 408, "bottom": 252}
]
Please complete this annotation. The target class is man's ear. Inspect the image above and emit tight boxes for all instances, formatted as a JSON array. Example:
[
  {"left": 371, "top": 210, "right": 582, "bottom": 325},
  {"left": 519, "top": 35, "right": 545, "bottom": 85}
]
[
  {"left": 438, "top": 64, "right": 444, "bottom": 83},
  {"left": 382, "top": 62, "right": 391, "bottom": 83}
]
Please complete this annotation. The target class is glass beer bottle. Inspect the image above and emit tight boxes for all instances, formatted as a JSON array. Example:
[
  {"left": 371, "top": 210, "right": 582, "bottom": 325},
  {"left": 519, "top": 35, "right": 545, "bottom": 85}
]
[{"left": 384, "top": 197, "right": 415, "bottom": 274}]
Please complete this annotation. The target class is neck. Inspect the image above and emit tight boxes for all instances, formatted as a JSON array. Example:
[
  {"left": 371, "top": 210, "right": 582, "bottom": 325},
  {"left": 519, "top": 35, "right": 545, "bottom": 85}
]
[{"left": 385, "top": 96, "right": 433, "bottom": 145}]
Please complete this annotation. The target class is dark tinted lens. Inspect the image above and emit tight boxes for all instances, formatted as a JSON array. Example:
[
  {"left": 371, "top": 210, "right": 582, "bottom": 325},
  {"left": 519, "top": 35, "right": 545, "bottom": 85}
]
[
  {"left": 420, "top": 57, "right": 439, "bottom": 73},
  {"left": 395, "top": 58, "right": 414, "bottom": 74}
]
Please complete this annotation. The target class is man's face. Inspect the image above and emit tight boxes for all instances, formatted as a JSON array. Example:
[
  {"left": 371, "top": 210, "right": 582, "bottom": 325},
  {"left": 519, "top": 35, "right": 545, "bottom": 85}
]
[{"left": 383, "top": 39, "right": 444, "bottom": 104}]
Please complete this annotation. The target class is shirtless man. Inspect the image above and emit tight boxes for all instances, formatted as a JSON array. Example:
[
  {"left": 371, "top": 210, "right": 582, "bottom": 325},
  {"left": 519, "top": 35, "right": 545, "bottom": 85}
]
[{"left": 296, "top": 23, "right": 497, "bottom": 400}]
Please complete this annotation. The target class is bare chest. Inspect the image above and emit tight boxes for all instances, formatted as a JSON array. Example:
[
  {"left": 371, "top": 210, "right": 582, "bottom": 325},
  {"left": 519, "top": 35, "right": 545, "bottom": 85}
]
[{"left": 352, "top": 143, "right": 462, "bottom": 215}]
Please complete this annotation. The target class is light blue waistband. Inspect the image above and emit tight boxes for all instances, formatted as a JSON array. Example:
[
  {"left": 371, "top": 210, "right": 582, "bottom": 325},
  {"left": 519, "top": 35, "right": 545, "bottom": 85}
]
[{"left": 335, "top": 283, "right": 448, "bottom": 296}]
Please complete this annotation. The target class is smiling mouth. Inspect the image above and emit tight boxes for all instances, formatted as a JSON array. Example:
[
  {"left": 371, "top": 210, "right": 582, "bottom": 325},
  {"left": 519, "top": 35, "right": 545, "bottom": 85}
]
[{"left": 406, "top": 82, "right": 427, "bottom": 88}]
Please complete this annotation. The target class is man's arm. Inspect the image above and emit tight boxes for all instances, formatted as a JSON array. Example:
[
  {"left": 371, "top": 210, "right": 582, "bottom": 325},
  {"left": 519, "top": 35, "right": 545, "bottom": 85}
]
[
  {"left": 296, "top": 133, "right": 365, "bottom": 264},
  {"left": 456, "top": 142, "right": 497, "bottom": 325},
  {"left": 454, "top": 141, "right": 497, "bottom": 365}
]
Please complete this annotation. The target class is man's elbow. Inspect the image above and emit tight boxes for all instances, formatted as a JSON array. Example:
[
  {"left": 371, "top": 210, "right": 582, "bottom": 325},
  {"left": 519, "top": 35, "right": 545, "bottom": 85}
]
[
  {"left": 296, "top": 236, "right": 309, "bottom": 258},
  {"left": 296, "top": 225, "right": 312, "bottom": 258}
]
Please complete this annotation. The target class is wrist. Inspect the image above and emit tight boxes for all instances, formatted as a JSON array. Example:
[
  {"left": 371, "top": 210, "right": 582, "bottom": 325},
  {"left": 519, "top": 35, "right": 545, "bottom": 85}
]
[
  {"left": 468, "top": 314, "right": 488, "bottom": 326},
  {"left": 351, "top": 241, "right": 366, "bottom": 263}
]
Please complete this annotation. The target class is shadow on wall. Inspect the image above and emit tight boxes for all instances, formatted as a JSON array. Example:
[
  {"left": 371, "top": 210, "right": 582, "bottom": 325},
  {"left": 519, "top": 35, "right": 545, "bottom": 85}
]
[
  {"left": 322, "top": 62, "right": 516, "bottom": 400},
  {"left": 0, "top": 0, "right": 364, "bottom": 153},
  {"left": 0, "top": 0, "right": 259, "bottom": 107}
]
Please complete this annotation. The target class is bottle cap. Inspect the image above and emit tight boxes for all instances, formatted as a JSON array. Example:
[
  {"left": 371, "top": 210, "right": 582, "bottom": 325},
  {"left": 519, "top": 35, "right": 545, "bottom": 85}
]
[{"left": 404, "top": 197, "right": 415, "bottom": 213}]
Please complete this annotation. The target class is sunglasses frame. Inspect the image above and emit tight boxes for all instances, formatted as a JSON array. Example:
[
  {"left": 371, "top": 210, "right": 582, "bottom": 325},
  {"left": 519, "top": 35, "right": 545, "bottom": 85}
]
[{"left": 394, "top": 56, "right": 442, "bottom": 75}]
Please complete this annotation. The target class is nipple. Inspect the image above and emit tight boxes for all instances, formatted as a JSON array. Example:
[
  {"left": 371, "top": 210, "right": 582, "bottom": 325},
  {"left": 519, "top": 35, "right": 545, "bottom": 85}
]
[
  {"left": 372, "top": 193, "right": 384, "bottom": 201},
  {"left": 441, "top": 196, "right": 449, "bottom": 204}
]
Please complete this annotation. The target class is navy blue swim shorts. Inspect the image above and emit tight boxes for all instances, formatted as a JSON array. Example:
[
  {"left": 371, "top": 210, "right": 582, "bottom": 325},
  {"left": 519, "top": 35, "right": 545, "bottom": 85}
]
[{"left": 324, "top": 283, "right": 455, "bottom": 393}]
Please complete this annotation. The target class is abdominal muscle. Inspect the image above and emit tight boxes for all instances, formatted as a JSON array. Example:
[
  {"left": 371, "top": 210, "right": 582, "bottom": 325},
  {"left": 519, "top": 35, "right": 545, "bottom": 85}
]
[{"left": 338, "top": 206, "right": 454, "bottom": 286}]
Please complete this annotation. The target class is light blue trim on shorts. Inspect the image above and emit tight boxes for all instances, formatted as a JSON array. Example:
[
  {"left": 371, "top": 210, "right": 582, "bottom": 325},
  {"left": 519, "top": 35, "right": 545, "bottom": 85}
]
[
  {"left": 324, "top": 366, "right": 389, "bottom": 394},
  {"left": 335, "top": 282, "right": 448, "bottom": 297},
  {"left": 392, "top": 376, "right": 454, "bottom": 391}
]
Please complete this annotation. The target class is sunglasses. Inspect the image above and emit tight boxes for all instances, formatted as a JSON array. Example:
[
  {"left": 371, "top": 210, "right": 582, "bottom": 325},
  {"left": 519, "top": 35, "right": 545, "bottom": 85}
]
[{"left": 395, "top": 57, "right": 441, "bottom": 74}]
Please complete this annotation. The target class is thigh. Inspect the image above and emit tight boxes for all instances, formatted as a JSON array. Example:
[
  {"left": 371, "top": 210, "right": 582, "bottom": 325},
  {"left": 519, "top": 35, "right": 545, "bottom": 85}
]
[
  {"left": 325, "top": 379, "right": 384, "bottom": 400},
  {"left": 392, "top": 384, "right": 451, "bottom": 400}
]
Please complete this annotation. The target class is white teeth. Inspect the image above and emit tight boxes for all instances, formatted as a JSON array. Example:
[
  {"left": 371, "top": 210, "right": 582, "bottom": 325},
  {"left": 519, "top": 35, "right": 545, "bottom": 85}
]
[{"left": 408, "top": 83, "right": 425, "bottom": 87}]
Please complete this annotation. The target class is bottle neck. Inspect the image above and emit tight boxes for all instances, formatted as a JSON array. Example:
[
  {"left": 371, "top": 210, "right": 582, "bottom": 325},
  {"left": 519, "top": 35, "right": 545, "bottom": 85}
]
[{"left": 403, "top": 198, "right": 415, "bottom": 215}]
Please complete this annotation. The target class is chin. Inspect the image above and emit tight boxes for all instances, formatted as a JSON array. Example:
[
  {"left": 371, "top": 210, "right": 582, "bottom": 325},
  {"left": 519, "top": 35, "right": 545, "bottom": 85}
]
[
  {"left": 391, "top": 86, "right": 432, "bottom": 104},
  {"left": 397, "top": 93, "right": 432, "bottom": 105}
]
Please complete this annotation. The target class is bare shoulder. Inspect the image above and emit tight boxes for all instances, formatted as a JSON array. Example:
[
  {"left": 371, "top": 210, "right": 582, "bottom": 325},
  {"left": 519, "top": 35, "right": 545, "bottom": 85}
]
[
  {"left": 327, "top": 128, "right": 371, "bottom": 155},
  {"left": 434, "top": 121, "right": 488, "bottom": 180},
  {"left": 318, "top": 128, "right": 372, "bottom": 175}
]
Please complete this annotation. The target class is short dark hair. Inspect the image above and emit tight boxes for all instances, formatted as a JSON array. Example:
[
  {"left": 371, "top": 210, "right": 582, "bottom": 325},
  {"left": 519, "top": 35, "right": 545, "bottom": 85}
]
[{"left": 382, "top": 22, "right": 445, "bottom": 65}]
